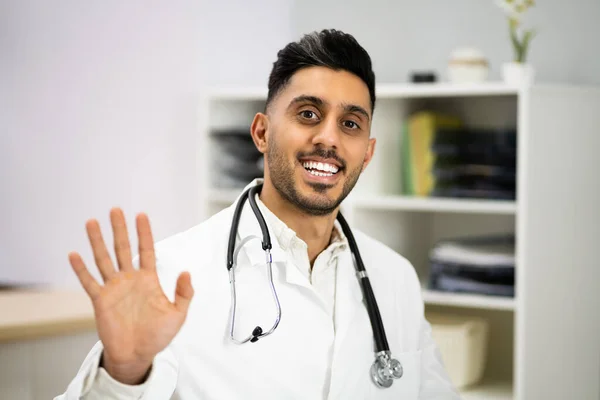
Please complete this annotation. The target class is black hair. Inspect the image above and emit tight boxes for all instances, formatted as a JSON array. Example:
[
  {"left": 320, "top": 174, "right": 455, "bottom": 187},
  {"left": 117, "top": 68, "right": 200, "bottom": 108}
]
[{"left": 265, "top": 29, "right": 376, "bottom": 113}]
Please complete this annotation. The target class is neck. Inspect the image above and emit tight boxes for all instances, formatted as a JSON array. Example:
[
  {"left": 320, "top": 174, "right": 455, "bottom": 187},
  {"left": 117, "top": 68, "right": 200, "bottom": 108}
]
[{"left": 259, "top": 182, "right": 337, "bottom": 266}]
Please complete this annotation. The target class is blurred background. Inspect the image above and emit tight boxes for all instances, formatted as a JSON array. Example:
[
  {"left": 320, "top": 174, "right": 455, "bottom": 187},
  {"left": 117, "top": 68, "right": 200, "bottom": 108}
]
[{"left": 1, "top": 0, "right": 599, "bottom": 399}]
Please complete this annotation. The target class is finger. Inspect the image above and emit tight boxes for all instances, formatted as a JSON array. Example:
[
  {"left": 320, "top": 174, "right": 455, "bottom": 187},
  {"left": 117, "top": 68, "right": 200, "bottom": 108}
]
[
  {"left": 174, "top": 272, "right": 194, "bottom": 314},
  {"left": 136, "top": 213, "right": 156, "bottom": 271},
  {"left": 110, "top": 208, "right": 133, "bottom": 272},
  {"left": 68, "top": 251, "right": 101, "bottom": 300},
  {"left": 86, "top": 219, "right": 116, "bottom": 282}
]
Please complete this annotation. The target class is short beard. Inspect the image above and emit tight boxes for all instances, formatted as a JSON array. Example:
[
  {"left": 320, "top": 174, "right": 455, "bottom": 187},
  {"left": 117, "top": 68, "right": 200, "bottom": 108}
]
[{"left": 266, "top": 134, "right": 363, "bottom": 216}]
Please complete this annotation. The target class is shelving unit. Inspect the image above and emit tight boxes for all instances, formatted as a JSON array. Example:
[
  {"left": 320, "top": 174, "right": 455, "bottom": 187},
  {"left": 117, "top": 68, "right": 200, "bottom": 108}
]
[{"left": 199, "top": 82, "right": 600, "bottom": 399}]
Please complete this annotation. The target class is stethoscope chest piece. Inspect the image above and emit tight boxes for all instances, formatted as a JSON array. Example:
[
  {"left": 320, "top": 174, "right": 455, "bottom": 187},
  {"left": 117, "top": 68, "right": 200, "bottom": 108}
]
[{"left": 370, "top": 351, "right": 403, "bottom": 388}]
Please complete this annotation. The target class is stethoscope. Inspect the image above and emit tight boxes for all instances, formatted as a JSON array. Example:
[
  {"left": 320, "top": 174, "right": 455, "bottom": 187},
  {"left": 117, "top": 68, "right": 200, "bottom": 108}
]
[{"left": 226, "top": 183, "right": 403, "bottom": 389}]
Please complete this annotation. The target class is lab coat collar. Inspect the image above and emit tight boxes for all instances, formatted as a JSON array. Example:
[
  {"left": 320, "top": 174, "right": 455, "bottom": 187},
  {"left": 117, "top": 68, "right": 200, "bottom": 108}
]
[
  {"left": 233, "top": 179, "right": 286, "bottom": 266},
  {"left": 234, "top": 179, "right": 310, "bottom": 289},
  {"left": 232, "top": 179, "right": 349, "bottom": 289}
]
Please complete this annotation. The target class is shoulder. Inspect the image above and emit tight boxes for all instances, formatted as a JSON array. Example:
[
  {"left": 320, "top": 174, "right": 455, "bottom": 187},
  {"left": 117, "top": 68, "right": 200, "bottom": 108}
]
[
  {"left": 351, "top": 228, "right": 422, "bottom": 296},
  {"left": 351, "top": 228, "right": 412, "bottom": 271},
  {"left": 147, "top": 206, "right": 235, "bottom": 275},
  {"left": 139, "top": 206, "right": 235, "bottom": 300},
  {"left": 154, "top": 206, "right": 234, "bottom": 253}
]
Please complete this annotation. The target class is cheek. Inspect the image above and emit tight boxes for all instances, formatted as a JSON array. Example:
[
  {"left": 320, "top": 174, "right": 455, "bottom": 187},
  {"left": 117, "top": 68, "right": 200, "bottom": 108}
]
[
  {"left": 346, "top": 142, "right": 369, "bottom": 166},
  {"left": 272, "top": 130, "right": 306, "bottom": 159}
]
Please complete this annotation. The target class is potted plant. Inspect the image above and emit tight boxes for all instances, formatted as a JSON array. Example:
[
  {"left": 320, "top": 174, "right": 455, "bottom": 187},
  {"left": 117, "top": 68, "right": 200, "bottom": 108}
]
[{"left": 496, "top": 0, "right": 536, "bottom": 85}]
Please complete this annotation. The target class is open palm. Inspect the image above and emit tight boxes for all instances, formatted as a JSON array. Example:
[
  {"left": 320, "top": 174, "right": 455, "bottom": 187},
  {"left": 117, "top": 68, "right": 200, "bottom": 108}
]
[{"left": 68, "top": 208, "right": 194, "bottom": 383}]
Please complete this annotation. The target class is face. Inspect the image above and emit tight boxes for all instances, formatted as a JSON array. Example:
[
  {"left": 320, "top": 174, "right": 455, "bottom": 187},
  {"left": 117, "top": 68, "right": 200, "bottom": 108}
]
[{"left": 251, "top": 66, "right": 375, "bottom": 216}]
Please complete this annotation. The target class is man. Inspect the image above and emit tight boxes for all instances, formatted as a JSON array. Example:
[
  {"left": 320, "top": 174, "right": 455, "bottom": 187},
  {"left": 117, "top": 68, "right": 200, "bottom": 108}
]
[{"left": 57, "top": 29, "right": 460, "bottom": 399}]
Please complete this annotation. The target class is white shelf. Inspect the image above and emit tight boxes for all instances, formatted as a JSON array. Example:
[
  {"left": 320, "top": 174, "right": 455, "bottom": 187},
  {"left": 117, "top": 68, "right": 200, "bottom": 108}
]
[
  {"left": 376, "top": 82, "right": 520, "bottom": 98},
  {"left": 349, "top": 195, "right": 517, "bottom": 215},
  {"left": 459, "top": 379, "right": 513, "bottom": 400},
  {"left": 208, "top": 82, "right": 520, "bottom": 101},
  {"left": 422, "top": 289, "right": 515, "bottom": 311},
  {"left": 210, "top": 191, "right": 517, "bottom": 216}
]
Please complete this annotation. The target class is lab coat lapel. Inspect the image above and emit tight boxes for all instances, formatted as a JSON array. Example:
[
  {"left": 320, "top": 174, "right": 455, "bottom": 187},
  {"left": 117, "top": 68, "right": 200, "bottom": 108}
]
[
  {"left": 332, "top": 248, "right": 365, "bottom": 355},
  {"left": 328, "top": 248, "right": 379, "bottom": 399}
]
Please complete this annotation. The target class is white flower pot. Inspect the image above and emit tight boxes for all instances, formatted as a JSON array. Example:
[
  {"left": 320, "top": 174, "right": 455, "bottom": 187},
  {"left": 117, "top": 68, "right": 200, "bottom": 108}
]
[{"left": 502, "top": 62, "right": 535, "bottom": 86}]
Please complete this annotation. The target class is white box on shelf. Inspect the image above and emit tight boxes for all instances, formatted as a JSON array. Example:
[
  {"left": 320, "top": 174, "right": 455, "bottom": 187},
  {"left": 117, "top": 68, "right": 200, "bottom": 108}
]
[{"left": 426, "top": 311, "right": 490, "bottom": 389}]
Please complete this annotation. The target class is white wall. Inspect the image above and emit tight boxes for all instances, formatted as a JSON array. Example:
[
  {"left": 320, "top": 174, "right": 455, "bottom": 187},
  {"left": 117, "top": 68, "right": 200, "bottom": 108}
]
[
  {"left": 1, "top": 0, "right": 204, "bottom": 287},
  {"left": 1, "top": 1, "right": 294, "bottom": 399},
  {"left": 0, "top": 0, "right": 293, "bottom": 288},
  {"left": 290, "top": 0, "right": 600, "bottom": 85}
]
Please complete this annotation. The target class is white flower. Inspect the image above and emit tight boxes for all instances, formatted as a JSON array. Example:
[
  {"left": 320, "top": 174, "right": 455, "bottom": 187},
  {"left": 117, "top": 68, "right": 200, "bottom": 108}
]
[{"left": 495, "top": 0, "right": 532, "bottom": 24}]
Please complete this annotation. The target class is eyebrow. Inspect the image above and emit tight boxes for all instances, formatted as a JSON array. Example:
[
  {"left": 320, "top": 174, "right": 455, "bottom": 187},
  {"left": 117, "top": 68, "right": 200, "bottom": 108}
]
[
  {"left": 288, "top": 95, "right": 371, "bottom": 121},
  {"left": 288, "top": 95, "right": 325, "bottom": 110},
  {"left": 341, "top": 103, "right": 370, "bottom": 122}
]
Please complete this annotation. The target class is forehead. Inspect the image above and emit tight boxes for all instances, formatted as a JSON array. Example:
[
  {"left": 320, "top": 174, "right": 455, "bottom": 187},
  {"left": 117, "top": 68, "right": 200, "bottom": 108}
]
[{"left": 273, "top": 66, "right": 371, "bottom": 114}]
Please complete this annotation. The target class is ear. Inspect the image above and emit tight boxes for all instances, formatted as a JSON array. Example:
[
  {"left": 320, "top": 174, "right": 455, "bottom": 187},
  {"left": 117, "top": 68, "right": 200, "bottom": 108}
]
[
  {"left": 361, "top": 138, "right": 376, "bottom": 171},
  {"left": 250, "top": 113, "right": 269, "bottom": 154}
]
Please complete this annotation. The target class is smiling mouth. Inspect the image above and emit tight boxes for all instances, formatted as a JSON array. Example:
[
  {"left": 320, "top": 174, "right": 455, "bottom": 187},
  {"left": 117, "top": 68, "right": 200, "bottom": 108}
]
[{"left": 302, "top": 160, "right": 340, "bottom": 177}]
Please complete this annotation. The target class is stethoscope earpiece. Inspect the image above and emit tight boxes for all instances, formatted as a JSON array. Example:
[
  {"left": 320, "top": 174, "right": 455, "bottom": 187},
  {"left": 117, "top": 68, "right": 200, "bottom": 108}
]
[{"left": 250, "top": 326, "right": 263, "bottom": 343}]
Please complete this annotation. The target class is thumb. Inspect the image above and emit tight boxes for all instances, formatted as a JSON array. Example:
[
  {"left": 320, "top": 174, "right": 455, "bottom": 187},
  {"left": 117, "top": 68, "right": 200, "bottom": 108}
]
[{"left": 174, "top": 271, "right": 194, "bottom": 314}]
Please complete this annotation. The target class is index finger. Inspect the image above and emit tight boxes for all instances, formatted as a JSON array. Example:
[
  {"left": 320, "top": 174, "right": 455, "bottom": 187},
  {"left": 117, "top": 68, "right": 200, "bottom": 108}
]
[
  {"left": 136, "top": 213, "right": 156, "bottom": 271},
  {"left": 68, "top": 252, "right": 101, "bottom": 300}
]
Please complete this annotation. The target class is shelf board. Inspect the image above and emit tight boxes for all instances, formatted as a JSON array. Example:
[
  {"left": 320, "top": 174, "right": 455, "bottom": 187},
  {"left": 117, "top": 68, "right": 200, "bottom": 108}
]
[
  {"left": 208, "top": 82, "right": 520, "bottom": 101},
  {"left": 459, "top": 378, "right": 513, "bottom": 400},
  {"left": 210, "top": 191, "right": 517, "bottom": 215},
  {"left": 349, "top": 195, "right": 517, "bottom": 215},
  {"left": 422, "top": 289, "right": 515, "bottom": 311},
  {"left": 376, "top": 81, "right": 520, "bottom": 98}
]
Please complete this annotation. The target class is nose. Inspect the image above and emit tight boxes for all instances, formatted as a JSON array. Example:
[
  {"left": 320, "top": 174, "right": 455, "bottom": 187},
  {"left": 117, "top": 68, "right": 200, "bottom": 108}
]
[{"left": 311, "top": 116, "right": 341, "bottom": 149}]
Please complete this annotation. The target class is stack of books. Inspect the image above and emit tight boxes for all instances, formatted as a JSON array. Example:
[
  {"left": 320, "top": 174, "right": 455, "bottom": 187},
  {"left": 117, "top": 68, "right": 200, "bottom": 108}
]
[
  {"left": 402, "top": 112, "right": 517, "bottom": 200},
  {"left": 427, "top": 234, "right": 515, "bottom": 297},
  {"left": 210, "top": 129, "right": 264, "bottom": 189}
]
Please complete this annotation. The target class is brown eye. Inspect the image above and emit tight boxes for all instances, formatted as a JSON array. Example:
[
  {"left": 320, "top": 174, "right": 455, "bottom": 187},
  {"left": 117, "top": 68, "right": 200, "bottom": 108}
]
[
  {"left": 343, "top": 120, "right": 359, "bottom": 130},
  {"left": 300, "top": 110, "right": 317, "bottom": 119}
]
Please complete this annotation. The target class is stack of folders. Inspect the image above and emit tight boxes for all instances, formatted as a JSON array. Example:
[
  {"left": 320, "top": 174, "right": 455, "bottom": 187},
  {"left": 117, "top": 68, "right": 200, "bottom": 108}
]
[
  {"left": 402, "top": 111, "right": 517, "bottom": 200},
  {"left": 210, "top": 129, "right": 264, "bottom": 189},
  {"left": 427, "top": 234, "right": 515, "bottom": 297}
]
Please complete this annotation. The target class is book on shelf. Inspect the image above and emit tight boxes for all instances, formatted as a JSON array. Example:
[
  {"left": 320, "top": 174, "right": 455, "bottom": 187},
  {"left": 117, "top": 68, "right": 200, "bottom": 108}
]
[{"left": 401, "top": 111, "right": 517, "bottom": 201}]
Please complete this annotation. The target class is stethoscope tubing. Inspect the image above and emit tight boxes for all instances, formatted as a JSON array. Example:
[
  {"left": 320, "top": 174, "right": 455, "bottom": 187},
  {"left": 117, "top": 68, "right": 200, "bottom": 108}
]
[
  {"left": 335, "top": 211, "right": 390, "bottom": 353},
  {"left": 226, "top": 183, "right": 401, "bottom": 387}
]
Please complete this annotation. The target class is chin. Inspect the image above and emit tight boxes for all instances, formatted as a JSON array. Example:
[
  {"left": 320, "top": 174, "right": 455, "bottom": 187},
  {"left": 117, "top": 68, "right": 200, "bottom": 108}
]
[{"left": 297, "top": 181, "right": 342, "bottom": 210}]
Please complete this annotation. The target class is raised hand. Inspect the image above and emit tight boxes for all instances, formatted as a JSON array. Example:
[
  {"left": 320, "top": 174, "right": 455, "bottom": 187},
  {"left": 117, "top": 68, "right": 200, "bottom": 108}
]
[{"left": 68, "top": 208, "right": 194, "bottom": 384}]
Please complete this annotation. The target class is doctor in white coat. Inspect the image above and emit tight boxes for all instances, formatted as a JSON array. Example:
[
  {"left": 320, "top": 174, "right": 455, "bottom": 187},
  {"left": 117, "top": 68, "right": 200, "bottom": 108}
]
[{"left": 57, "top": 29, "right": 460, "bottom": 399}]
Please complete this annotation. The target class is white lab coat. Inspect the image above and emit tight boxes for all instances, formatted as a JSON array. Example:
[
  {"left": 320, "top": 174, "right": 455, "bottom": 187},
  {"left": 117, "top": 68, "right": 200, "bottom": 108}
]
[{"left": 56, "top": 180, "right": 460, "bottom": 399}]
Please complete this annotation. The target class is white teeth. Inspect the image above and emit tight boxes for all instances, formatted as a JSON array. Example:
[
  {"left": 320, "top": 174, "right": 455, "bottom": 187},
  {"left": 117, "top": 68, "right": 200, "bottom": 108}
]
[
  {"left": 302, "top": 161, "right": 339, "bottom": 174},
  {"left": 308, "top": 170, "right": 333, "bottom": 177}
]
